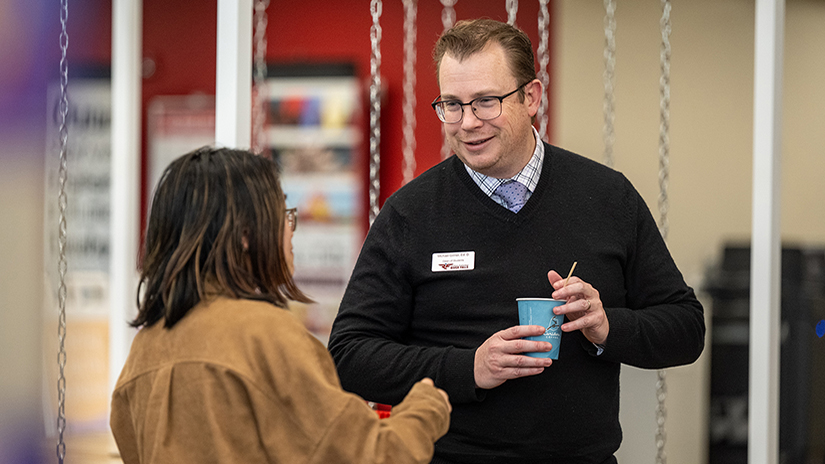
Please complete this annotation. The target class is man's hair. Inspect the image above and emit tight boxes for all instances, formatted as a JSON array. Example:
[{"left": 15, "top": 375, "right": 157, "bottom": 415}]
[
  {"left": 433, "top": 18, "right": 537, "bottom": 99},
  {"left": 132, "top": 146, "right": 311, "bottom": 329}
]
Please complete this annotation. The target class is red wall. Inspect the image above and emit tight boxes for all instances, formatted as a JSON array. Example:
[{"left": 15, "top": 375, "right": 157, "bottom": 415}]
[
  {"left": 142, "top": 0, "right": 553, "bottom": 197},
  {"left": 70, "top": 0, "right": 554, "bottom": 231}
]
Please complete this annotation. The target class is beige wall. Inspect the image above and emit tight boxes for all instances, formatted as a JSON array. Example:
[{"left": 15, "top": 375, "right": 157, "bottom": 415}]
[
  {"left": 0, "top": 141, "right": 47, "bottom": 459},
  {"left": 553, "top": 0, "right": 825, "bottom": 462}
]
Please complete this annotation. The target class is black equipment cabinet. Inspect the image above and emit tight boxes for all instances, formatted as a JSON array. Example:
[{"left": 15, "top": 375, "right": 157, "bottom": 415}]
[{"left": 705, "top": 245, "right": 825, "bottom": 464}]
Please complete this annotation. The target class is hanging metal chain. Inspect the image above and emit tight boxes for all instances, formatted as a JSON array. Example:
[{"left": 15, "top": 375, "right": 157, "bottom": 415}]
[
  {"left": 440, "top": 0, "right": 457, "bottom": 32},
  {"left": 657, "top": 0, "right": 671, "bottom": 242},
  {"left": 536, "top": 0, "right": 550, "bottom": 142},
  {"left": 252, "top": 0, "right": 270, "bottom": 155},
  {"left": 56, "top": 0, "right": 70, "bottom": 462},
  {"left": 603, "top": 0, "right": 617, "bottom": 168},
  {"left": 368, "top": 0, "right": 383, "bottom": 225},
  {"left": 655, "top": 2, "right": 672, "bottom": 464},
  {"left": 506, "top": 0, "right": 518, "bottom": 26},
  {"left": 655, "top": 370, "right": 668, "bottom": 464},
  {"left": 401, "top": 0, "right": 417, "bottom": 185},
  {"left": 439, "top": 0, "right": 457, "bottom": 160}
]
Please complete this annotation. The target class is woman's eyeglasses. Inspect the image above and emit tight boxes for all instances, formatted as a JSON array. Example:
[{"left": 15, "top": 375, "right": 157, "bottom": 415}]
[{"left": 285, "top": 207, "right": 298, "bottom": 232}]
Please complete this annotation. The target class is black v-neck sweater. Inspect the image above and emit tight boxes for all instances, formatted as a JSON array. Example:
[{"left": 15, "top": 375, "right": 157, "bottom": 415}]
[{"left": 329, "top": 143, "right": 705, "bottom": 464}]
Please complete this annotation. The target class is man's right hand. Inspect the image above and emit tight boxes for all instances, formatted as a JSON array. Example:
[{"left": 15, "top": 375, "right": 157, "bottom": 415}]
[{"left": 474, "top": 325, "right": 554, "bottom": 390}]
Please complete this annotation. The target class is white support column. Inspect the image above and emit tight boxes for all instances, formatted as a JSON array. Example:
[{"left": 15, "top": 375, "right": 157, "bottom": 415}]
[
  {"left": 216, "top": 0, "right": 253, "bottom": 148},
  {"left": 749, "top": 1, "right": 784, "bottom": 463},
  {"left": 110, "top": 0, "right": 142, "bottom": 394}
]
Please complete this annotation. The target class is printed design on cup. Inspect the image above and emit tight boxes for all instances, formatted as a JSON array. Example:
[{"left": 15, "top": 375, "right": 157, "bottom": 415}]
[{"left": 546, "top": 315, "right": 561, "bottom": 334}]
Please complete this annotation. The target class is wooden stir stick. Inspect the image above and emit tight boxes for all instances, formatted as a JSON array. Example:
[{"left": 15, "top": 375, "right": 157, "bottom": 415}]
[{"left": 562, "top": 261, "right": 577, "bottom": 288}]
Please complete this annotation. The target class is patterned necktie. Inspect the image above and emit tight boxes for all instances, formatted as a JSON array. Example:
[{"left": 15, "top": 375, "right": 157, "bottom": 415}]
[{"left": 495, "top": 181, "right": 529, "bottom": 213}]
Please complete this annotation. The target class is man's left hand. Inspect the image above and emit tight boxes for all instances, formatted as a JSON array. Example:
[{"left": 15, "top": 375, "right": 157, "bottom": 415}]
[{"left": 547, "top": 270, "right": 609, "bottom": 346}]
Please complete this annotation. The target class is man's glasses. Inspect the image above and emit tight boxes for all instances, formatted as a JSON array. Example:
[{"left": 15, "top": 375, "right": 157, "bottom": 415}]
[
  {"left": 431, "top": 82, "right": 527, "bottom": 124},
  {"left": 285, "top": 207, "right": 298, "bottom": 232}
]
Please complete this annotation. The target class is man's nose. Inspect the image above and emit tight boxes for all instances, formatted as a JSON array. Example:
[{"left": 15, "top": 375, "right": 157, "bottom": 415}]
[{"left": 460, "top": 105, "right": 483, "bottom": 129}]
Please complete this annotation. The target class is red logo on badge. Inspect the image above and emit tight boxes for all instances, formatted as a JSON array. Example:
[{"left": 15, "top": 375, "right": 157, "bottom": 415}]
[{"left": 439, "top": 263, "right": 453, "bottom": 269}]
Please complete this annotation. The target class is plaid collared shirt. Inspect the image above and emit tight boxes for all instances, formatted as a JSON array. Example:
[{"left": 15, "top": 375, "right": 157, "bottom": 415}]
[{"left": 465, "top": 126, "right": 545, "bottom": 209}]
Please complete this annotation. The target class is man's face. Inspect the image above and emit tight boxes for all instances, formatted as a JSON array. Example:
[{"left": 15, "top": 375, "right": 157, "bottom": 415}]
[{"left": 437, "top": 43, "right": 541, "bottom": 179}]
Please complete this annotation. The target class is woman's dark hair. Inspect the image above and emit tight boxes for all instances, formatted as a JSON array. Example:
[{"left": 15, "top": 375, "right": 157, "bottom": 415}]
[{"left": 132, "top": 146, "right": 311, "bottom": 329}]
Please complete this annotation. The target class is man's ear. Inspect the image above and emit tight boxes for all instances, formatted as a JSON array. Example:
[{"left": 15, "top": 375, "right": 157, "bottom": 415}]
[
  {"left": 524, "top": 78, "right": 543, "bottom": 118},
  {"left": 241, "top": 231, "right": 250, "bottom": 252}
]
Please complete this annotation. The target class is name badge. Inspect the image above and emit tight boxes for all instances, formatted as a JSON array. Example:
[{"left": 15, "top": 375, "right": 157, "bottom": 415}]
[{"left": 432, "top": 251, "right": 475, "bottom": 272}]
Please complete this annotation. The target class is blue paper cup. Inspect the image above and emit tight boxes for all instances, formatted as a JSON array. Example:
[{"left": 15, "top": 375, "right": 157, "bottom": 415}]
[{"left": 517, "top": 298, "right": 565, "bottom": 359}]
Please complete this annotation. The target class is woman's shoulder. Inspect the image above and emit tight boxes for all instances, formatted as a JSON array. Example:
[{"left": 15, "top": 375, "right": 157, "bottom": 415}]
[
  {"left": 189, "top": 297, "right": 327, "bottom": 373},
  {"left": 200, "top": 296, "right": 305, "bottom": 335},
  {"left": 117, "top": 297, "right": 323, "bottom": 391}
]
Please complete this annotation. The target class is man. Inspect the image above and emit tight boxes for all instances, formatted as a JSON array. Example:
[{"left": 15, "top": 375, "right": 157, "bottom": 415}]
[{"left": 328, "top": 19, "right": 705, "bottom": 464}]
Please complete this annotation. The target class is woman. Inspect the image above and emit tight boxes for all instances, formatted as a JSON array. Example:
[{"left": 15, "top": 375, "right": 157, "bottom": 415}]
[{"left": 110, "top": 147, "right": 451, "bottom": 464}]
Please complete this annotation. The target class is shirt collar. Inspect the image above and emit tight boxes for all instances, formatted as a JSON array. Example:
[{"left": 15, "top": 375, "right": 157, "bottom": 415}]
[{"left": 465, "top": 126, "right": 545, "bottom": 197}]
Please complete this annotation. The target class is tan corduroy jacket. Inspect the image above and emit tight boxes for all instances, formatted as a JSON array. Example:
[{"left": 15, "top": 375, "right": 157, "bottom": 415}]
[{"left": 111, "top": 296, "right": 450, "bottom": 464}]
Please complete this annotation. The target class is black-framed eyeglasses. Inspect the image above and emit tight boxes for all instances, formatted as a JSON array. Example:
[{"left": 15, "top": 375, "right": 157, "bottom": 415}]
[
  {"left": 285, "top": 207, "right": 298, "bottom": 232},
  {"left": 431, "top": 82, "right": 528, "bottom": 124}
]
